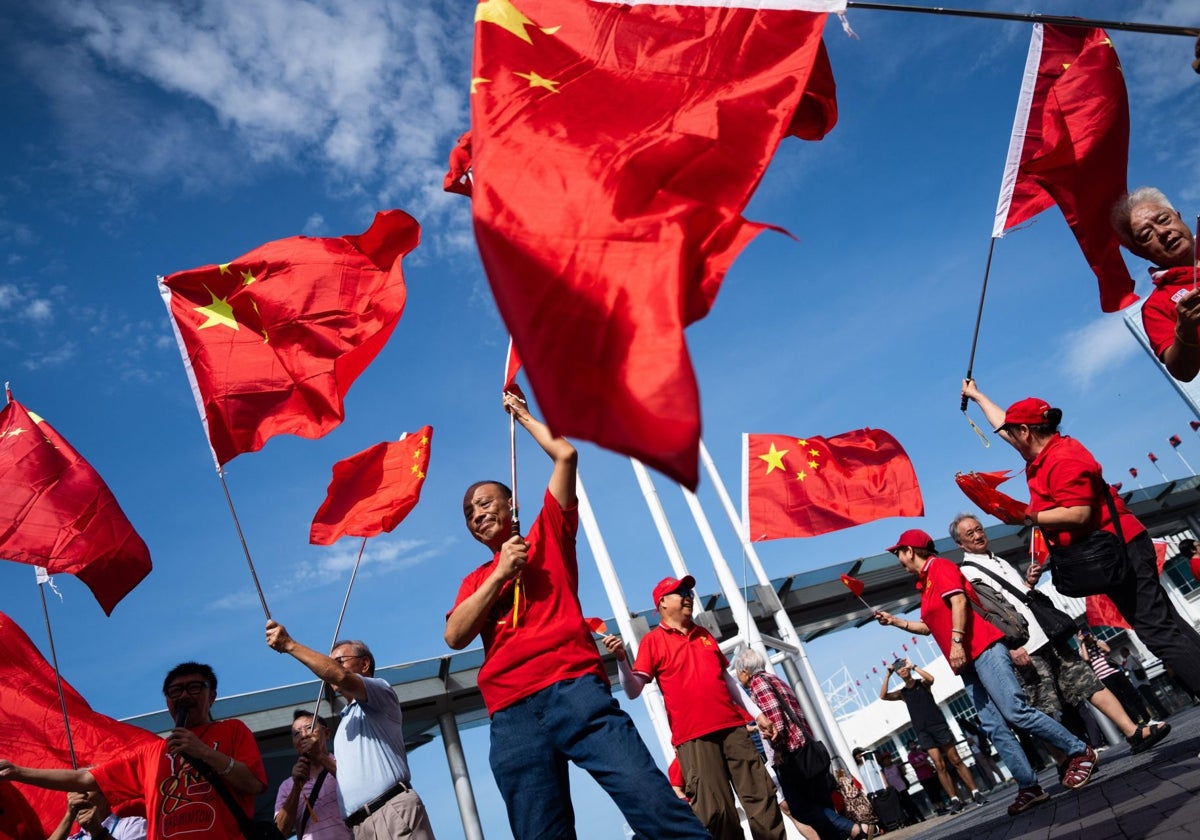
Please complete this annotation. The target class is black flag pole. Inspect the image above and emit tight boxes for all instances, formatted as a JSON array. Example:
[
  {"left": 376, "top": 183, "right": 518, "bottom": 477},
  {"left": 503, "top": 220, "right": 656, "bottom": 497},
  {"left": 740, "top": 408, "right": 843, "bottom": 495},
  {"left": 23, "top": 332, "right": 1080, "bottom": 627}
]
[{"left": 846, "top": 3, "right": 1199, "bottom": 38}]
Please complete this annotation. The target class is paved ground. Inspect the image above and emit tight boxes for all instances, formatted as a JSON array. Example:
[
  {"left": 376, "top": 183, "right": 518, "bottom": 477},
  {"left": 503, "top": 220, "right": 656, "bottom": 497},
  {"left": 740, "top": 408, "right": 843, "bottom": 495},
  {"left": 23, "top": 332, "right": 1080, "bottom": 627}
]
[{"left": 878, "top": 705, "right": 1200, "bottom": 839}]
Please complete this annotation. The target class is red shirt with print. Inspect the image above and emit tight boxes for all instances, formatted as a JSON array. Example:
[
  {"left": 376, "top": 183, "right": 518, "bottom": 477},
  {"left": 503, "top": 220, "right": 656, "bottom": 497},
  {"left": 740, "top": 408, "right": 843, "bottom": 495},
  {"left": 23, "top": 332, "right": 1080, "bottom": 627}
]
[{"left": 918, "top": 556, "right": 1004, "bottom": 668}]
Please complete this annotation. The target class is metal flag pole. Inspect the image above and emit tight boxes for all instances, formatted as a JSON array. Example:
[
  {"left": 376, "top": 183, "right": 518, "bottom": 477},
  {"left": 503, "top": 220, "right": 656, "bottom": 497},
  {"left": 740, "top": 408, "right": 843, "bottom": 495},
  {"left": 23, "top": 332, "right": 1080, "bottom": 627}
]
[
  {"left": 846, "top": 3, "right": 1199, "bottom": 38},
  {"left": 216, "top": 466, "right": 272, "bottom": 619},
  {"left": 1172, "top": 444, "right": 1196, "bottom": 476},
  {"left": 1149, "top": 454, "right": 1170, "bottom": 482},
  {"left": 35, "top": 568, "right": 78, "bottom": 768},
  {"left": 961, "top": 238, "right": 997, "bottom": 418},
  {"left": 308, "top": 536, "right": 370, "bottom": 727}
]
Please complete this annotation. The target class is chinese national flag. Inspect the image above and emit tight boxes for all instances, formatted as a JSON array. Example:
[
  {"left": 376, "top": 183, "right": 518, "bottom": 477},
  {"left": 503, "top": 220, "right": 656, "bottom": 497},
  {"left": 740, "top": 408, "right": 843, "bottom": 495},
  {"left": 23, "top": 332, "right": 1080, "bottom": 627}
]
[
  {"left": 160, "top": 211, "right": 419, "bottom": 465},
  {"left": 955, "top": 470, "right": 1027, "bottom": 525},
  {"left": 310, "top": 427, "right": 433, "bottom": 545},
  {"left": 466, "top": 0, "right": 838, "bottom": 489},
  {"left": 744, "top": 429, "right": 922, "bottom": 541},
  {"left": 0, "top": 398, "right": 151, "bottom": 615},
  {"left": 993, "top": 24, "right": 1135, "bottom": 312},
  {"left": 0, "top": 611, "right": 159, "bottom": 837}
]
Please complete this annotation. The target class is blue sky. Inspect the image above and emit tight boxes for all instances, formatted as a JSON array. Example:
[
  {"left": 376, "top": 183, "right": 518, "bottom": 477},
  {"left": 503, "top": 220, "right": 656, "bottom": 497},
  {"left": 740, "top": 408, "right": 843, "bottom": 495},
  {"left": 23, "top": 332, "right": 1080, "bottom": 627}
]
[{"left": 1, "top": 0, "right": 1199, "bottom": 836}]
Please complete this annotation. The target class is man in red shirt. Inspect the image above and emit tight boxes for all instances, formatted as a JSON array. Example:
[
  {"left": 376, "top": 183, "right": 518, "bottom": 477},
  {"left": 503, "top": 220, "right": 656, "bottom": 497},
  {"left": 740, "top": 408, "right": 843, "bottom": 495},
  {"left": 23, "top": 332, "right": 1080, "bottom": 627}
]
[
  {"left": 1177, "top": 539, "right": 1200, "bottom": 583},
  {"left": 876, "top": 530, "right": 1097, "bottom": 817},
  {"left": 627, "top": 576, "right": 785, "bottom": 840},
  {"left": 1111, "top": 187, "right": 1200, "bottom": 381},
  {"left": 445, "top": 393, "right": 707, "bottom": 840},
  {"left": 0, "top": 662, "right": 266, "bottom": 840}
]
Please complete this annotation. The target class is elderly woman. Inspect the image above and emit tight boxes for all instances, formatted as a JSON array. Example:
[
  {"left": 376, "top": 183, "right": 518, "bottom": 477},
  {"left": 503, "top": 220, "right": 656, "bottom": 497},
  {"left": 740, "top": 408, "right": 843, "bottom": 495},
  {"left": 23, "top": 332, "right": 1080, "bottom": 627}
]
[
  {"left": 1111, "top": 187, "right": 1200, "bottom": 381},
  {"left": 731, "top": 649, "right": 877, "bottom": 840},
  {"left": 962, "top": 379, "right": 1200, "bottom": 702}
]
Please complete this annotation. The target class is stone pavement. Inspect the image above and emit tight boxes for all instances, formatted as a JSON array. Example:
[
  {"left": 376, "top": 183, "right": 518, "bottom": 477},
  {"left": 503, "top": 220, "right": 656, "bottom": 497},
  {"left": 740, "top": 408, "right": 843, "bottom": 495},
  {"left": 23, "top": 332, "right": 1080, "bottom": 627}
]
[{"left": 877, "top": 704, "right": 1200, "bottom": 839}]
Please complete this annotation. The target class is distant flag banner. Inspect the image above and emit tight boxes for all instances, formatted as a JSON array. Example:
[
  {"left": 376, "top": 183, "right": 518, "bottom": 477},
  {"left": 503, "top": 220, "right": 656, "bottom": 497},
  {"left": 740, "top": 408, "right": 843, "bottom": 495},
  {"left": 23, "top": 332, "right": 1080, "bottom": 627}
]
[
  {"left": 1170, "top": 434, "right": 1183, "bottom": 448},
  {"left": 743, "top": 428, "right": 922, "bottom": 541},
  {"left": 0, "top": 611, "right": 160, "bottom": 836},
  {"left": 992, "top": 24, "right": 1135, "bottom": 312},
  {"left": 1149, "top": 452, "right": 1159, "bottom": 463},
  {"left": 465, "top": 0, "right": 839, "bottom": 489},
  {"left": 1030, "top": 527, "right": 1050, "bottom": 564},
  {"left": 840, "top": 574, "right": 865, "bottom": 597},
  {"left": 309, "top": 426, "right": 433, "bottom": 546},
  {"left": 1129, "top": 467, "right": 1139, "bottom": 478},
  {"left": 0, "top": 398, "right": 151, "bottom": 615},
  {"left": 1192, "top": 421, "right": 1200, "bottom": 432},
  {"left": 502, "top": 337, "right": 522, "bottom": 393},
  {"left": 160, "top": 210, "right": 419, "bottom": 466},
  {"left": 955, "top": 469, "right": 1027, "bottom": 525},
  {"left": 585, "top": 617, "right": 609, "bottom": 635}
]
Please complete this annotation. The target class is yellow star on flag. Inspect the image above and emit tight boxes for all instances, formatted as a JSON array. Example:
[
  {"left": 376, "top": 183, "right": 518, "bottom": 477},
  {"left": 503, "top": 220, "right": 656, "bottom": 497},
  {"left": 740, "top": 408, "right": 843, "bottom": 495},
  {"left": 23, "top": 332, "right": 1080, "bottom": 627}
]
[
  {"left": 515, "top": 70, "right": 560, "bottom": 93},
  {"left": 411, "top": 464, "right": 421, "bottom": 474},
  {"left": 421, "top": 435, "right": 429, "bottom": 445},
  {"left": 808, "top": 460, "right": 819, "bottom": 470},
  {"left": 796, "top": 471, "right": 807, "bottom": 481},
  {"left": 195, "top": 287, "right": 238, "bottom": 331},
  {"left": 471, "top": 77, "right": 491, "bottom": 93},
  {"left": 240, "top": 269, "right": 257, "bottom": 285},
  {"left": 758, "top": 443, "right": 788, "bottom": 475},
  {"left": 2, "top": 427, "right": 27, "bottom": 439},
  {"left": 796, "top": 439, "right": 807, "bottom": 446},
  {"left": 809, "top": 448, "right": 819, "bottom": 457},
  {"left": 476, "top": 0, "right": 537, "bottom": 43},
  {"left": 218, "top": 263, "right": 232, "bottom": 274}
]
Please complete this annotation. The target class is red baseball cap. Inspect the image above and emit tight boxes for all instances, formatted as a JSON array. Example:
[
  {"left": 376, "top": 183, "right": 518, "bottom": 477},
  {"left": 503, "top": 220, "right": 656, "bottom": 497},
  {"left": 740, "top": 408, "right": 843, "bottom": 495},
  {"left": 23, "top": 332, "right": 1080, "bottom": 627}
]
[
  {"left": 652, "top": 575, "right": 695, "bottom": 605},
  {"left": 1002, "top": 397, "right": 1053, "bottom": 428},
  {"left": 887, "top": 529, "right": 935, "bottom": 554}
]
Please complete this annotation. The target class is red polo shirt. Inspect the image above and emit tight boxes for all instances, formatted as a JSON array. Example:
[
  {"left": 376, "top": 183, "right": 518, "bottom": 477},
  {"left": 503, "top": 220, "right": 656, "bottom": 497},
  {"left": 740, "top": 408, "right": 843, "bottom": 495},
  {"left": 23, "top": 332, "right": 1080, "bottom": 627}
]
[
  {"left": 918, "top": 556, "right": 1004, "bottom": 669},
  {"left": 450, "top": 489, "right": 607, "bottom": 714},
  {"left": 1141, "top": 265, "right": 1198, "bottom": 358},
  {"left": 1189, "top": 555, "right": 1200, "bottom": 583},
  {"left": 632, "top": 622, "right": 748, "bottom": 745},
  {"left": 1025, "top": 433, "right": 1144, "bottom": 547}
]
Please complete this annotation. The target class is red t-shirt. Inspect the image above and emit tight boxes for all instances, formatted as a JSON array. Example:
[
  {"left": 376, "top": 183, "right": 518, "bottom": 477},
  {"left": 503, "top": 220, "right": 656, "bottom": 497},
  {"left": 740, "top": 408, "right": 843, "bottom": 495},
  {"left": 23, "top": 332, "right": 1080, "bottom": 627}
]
[
  {"left": 450, "top": 489, "right": 607, "bottom": 714},
  {"left": 90, "top": 719, "right": 265, "bottom": 840},
  {"left": 917, "top": 556, "right": 1004, "bottom": 668},
  {"left": 1141, "top": 265, "right": 1198, "bottom": 358},
  {"left": 1025, "top": 434, "right": 1144, "bottom": 547},
  {"left": 632, "top": 623, "right": 747, "bottom": 745},
  {"left": 1189, "top": 555, "right": 1200, "bottom": 583}
]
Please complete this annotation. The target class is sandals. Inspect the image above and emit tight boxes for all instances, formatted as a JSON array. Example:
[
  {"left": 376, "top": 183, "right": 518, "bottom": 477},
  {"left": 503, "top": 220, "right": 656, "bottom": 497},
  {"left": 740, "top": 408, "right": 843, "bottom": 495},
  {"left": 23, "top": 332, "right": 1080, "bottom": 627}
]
[
  {"left": 1128, "top": 721, "right": 1171, "bottom": 754},
  {"left": 1061, "top": 745, "right": 1099, "bottom": 789},
  {"left": 850, "top": 823, "right": 881, "bottom": 839},
  {"left": 1007, "top": 786, "right": 1050, "bottom": 816}
]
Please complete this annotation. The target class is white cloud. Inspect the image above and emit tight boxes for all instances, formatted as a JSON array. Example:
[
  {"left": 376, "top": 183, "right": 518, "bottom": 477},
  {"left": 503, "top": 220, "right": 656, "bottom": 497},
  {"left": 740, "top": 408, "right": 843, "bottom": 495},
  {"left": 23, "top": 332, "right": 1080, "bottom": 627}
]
[
  {"left": 26, "top": 299, "right": 52, "bottom": 322},
  {"left": 1059, "top": 314, "right": 1140, "bottom": 387},
  {"left": 21, "top": 340, "right": 77, "bottom": 370},
  {"left": 278, "top": 535, "right": 457, "bottom": 591},
  {"left": 0, "top": 284, "right": 15, "bottom": 309},
  {"left": 303, "top": 213, "right": 326, "bottom": 236}
]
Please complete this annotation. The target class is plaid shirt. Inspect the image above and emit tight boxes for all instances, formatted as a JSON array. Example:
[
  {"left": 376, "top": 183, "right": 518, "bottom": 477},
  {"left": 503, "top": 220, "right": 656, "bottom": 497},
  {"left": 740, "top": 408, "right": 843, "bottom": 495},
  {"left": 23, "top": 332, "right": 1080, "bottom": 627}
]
[{"left": 747, "top": 672, "right": 810, "bottom": 755}]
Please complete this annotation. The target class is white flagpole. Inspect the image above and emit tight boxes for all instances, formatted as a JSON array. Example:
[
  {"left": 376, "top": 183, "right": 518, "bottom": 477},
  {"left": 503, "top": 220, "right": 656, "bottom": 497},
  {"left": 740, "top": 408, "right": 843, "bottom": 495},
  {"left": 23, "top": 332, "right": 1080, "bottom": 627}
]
[{"left": 576, "top": 472, "right": 674, "bottom": 759}]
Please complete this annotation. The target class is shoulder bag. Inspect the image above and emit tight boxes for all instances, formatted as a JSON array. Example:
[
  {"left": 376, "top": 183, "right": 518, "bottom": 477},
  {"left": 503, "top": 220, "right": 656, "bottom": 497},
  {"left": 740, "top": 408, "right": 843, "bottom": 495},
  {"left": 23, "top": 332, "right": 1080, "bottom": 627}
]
[
  {"left": 964, "top": 578, "right": 1029, "bottom": 649},
  {"left": 757, "top": 676, "right": 835, "bottom": 798},
  {"left": 962, "top": 559, "right": 1077, "bottom": 642},
  {"left": 1047, "top": 482, "right": 1131, "bottom": 598}
]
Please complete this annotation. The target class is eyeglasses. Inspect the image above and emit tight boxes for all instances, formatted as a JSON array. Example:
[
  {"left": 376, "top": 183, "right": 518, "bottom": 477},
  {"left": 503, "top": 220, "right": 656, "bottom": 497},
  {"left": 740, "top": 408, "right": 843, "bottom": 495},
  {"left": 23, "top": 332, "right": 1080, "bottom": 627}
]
[
  {"left": 165, "top": 680, "right": 209, "bottom": 699},
  {"left": 333, "top": 654, "right": 364, "bottom": 665}
]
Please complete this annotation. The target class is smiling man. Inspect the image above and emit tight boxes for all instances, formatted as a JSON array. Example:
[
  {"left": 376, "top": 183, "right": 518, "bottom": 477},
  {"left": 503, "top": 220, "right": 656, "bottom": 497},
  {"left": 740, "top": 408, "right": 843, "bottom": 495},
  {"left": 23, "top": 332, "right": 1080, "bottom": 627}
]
[
  {"left": 1111, "top": 187, "right": 1200, "bottom": 381},
  {"left": 0, "top": 662, "right": 266, "bottom": 840},
  {"left": 445, "top": 392, "right": 707, "bottom": 840}
]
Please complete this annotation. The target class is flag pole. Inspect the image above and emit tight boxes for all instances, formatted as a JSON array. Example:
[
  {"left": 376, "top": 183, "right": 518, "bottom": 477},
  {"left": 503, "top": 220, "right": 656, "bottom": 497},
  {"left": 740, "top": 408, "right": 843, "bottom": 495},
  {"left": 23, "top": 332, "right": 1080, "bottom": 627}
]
[
  {"left": 35, "top": 569, "right": 78, "bottom": 768},
  {"left": 1172, "top": 446, "right": 1196, "bottom": 476},
  {"left": 216, "top": 467, "right": 272, "bottom": 619},
  {"left": 846, "top": 2, "right": 1199, "bottom": 38},
  {"left": 1129, "top": 470, "right": 1145, "bottom": 491},
  {"left": 1149, "top": 455, "right": 1170, "bottom": 482},
  {"left": 309, "top": 536, "right": 369, "bottom": 727}
]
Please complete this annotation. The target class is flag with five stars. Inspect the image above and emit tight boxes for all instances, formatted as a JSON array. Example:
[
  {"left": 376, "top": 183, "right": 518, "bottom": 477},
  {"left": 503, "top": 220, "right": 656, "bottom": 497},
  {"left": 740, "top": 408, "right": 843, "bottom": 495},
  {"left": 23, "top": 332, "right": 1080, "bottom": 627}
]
[
  {"left": 993, "top": 24, "right": 1134, "bottom": 312},
  {"left": 465, "top": 0, "right": 838, "bottom": 489},
  {"left": 0, "top": 610, "right": 160, "bottom": 837},
  {"left": 743, "top": 428, "right": 922, "bottom": 541},
  {"left": 310, "top": 426, "right": 433, "bottom": 545},
  {"left": 159, "top": 210, "right": 419, "bottom": 466},
  {"left": 0, "top": 396, "right": 151, "bottom": 615}
]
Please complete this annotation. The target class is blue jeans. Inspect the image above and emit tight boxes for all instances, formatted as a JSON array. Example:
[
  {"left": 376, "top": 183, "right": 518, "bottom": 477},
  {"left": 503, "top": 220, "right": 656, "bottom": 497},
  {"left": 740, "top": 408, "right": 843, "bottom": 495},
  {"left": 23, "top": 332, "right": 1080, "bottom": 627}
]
[
  {"left": 963, "top": 641, "right": 1087, "bottom": 788},
  {"left": 489, "top": 675, "right": 710, "bottom": 840}
]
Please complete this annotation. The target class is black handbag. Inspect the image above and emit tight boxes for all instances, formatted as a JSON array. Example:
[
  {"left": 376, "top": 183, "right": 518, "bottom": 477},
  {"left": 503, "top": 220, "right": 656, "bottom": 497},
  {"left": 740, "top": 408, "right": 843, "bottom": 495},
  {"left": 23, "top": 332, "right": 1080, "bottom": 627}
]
[
  {"left": 759, "top": 676, "right": 835, "bottom": 797},
  {"left": 1047, "top": 484, "right": 1130, "bottom": 598}
]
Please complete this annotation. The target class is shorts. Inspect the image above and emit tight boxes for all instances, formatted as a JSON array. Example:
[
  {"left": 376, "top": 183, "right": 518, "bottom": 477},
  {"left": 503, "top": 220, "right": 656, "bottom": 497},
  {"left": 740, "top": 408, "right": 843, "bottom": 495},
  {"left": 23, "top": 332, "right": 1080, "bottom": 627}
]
[{"left": 916, "top": 722, "right": 955, "bottom": 751}]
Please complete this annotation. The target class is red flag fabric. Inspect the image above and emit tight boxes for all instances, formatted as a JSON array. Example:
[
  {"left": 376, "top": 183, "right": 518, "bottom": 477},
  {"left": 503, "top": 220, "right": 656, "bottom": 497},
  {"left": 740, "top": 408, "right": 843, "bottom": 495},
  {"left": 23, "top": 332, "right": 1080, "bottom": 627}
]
[
  {"left": 1083, "top": 542, "right": 1166, "bottom": 630},
  {"left": 744, "top": 429, "right": 922, "bottom": 541},
  {"left": 443, "top": 131, "right": 473, "bottom": 197},
  {"left": 466, "top": 0, "right": 838, "bottom": 489},
  {"left": 993, "top": 24, "right": 1135, "bottom": 312},
  {"left": 955, "top": 470, "right": 1027, "bottom": 525},
  {"left": 840, "top": 574, "right": 865, "bottom": 598},
  {"left": 0, "top": 399, "right": 150, "bottom": 615},
  {"left": 1191, "top": 421, "right": 1200, "bottom": 432},
  {"left": 1170, "top": 434, "right": 1183, "bottom": 448},
  {"left": 1149, "top": 452, "right": 1159, "bottom": 463},
  {"left": 309, "top": 426, "right": 433, "bottom": 546},
  {"left": 585, "top": 617, "right": 608, "bottom": 635},
  {"left": 1112, "top": 482, "right": 1123, "bottom": 492},
  {"left": 502, "top": 338, "right": 522, "bottom": 393},
  {"left": 160, "top": 211, "right": 419, "bottom": 465},
  {"left": 0, "top": 612, "right": 159, "bottom": 836},
  {"left": 1129, "top": 467, "right": 1139, "bottom": 478},
  {"left": 1030, "top": 527, "right": 1050, "bottom": 564}
]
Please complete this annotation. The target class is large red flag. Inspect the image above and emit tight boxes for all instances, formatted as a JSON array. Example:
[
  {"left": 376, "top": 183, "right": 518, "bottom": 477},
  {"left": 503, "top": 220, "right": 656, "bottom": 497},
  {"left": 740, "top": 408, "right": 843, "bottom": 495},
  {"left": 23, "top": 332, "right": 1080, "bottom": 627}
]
[
  {"left": 743, "top": 429, "right": 923, "bottom": 541},
  {"left": 310, "top": 427, "right": 433, "bottom": 545},
  {"left": 993, "top": 24, "right": 1135, "bottom": 312},
  {"left": 464, "top": 0, "right": 838, "bottom": 489},
  {"left": 0, "top": 612, "right": 159, "bottom": 837},
  {"left": 0, "top": 398, "right": 150, "bottom": 615},
  {"left": 160, "top": 211, "right": 419, "bottom": 465},
  {"left": 955, "top": 469, "right": 1027, "bottom": 525}
]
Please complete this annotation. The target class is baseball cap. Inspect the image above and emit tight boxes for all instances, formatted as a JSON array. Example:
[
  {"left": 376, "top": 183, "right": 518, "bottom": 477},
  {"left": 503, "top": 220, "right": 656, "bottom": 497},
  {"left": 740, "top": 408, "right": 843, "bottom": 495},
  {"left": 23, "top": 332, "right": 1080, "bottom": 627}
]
[
  {"left": 887, "top": 529, "right": 935, "bottom": 554},
  {"left": 652, "top": 575, "right": 695, "bottom": 605},
  {"left": 1001, "top": 397, "right": 1053, "bottom": 428}
]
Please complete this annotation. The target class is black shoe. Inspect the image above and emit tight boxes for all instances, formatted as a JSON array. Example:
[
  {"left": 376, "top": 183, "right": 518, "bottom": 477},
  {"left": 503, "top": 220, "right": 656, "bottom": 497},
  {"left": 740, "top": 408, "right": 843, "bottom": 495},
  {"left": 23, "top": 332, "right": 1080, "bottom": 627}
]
[{"left": 1128, "top": 721, "right": 1171, "bottom": 754}]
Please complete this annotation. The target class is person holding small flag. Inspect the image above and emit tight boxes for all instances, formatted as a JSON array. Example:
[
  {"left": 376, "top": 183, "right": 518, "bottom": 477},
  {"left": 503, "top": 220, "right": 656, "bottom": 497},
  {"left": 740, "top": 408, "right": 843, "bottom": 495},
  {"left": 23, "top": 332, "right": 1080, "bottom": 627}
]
[
  {"left": 47, "top": 790, "right": 145, "bottom": 840},
  {"left": 1111, "top": 187, "right": 1200, "bottom": 381},
  {"left": 445, "top": 393, "right": 708, "bottom": 840},
  {"left": 273, "top": 711, "right": 350, "bottom": 840},
  {"left": 962, "top": 380, "right": 1200, "bottom": 701}
]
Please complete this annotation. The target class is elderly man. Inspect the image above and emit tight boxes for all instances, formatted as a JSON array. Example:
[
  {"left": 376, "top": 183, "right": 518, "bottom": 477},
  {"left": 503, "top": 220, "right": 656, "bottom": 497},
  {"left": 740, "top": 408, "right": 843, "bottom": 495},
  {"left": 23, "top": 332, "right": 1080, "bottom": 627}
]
[
  {"left": 1111, "top": 187, "right": 1200, "bottom": 380},
  {"left": 0, "top": 662, "right": 266, "bottom": 839},
  {"left": 627, "top": 575, "right": 786, "bottom": 840},
  {"left": 949, "top": 513, "right": 1171, "bottom": 755},
  {"left": 446, "top": 393, "right": 707, "bottom": 840},
  {"left": 48, "top": 790, "right": 146, "bottom": 840},
  {"left": 274, "top": 710, "right": 351, "bottom": 840},
  {"left": 876, "top": 529, "right": 1097, "bottom": 817},
  {"left": 266, "top": 628, "right": 434, "bottom": 839}
]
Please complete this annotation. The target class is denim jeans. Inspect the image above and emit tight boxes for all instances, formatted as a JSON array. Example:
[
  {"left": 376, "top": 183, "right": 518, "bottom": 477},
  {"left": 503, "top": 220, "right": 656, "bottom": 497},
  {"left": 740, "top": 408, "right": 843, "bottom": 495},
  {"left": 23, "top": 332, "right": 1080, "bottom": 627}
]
[
  {"left": 489, "top": 675, "right": 710, "bottom": 840},
  {"left": 963, "top": 641, "right": 1086, "bottom": 789}
]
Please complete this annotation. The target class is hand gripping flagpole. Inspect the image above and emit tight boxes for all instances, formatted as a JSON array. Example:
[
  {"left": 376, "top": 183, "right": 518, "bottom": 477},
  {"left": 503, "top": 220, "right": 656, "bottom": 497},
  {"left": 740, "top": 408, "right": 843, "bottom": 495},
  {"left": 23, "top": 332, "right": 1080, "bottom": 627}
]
[
  {"left": 35, "top": 568, "right": 79, "bottom": 769},
  {"left": 505, "top": 390, "right": 524, "bottom": 625}
]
